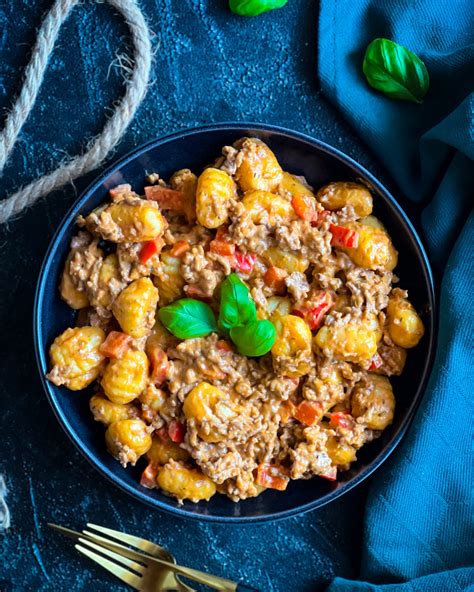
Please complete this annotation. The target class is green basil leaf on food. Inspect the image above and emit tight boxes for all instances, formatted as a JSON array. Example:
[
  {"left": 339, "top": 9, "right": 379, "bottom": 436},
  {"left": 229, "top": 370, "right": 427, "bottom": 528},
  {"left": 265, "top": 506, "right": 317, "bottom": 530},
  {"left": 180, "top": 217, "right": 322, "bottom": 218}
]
[
  {"left": 219, "top": 273, "right": 256, "bottom": 331},
  {"left": 229, "top": 0, "right": 288, "bottom": 17},
  {"left": 158, "top": 299, "right": 218, "bottom": 339},
  {"left": 230, "top": 319, "right": 276, "bottom": 357},
  {"left": 362, "top": 38, "right": 429, "bottom": 104}
]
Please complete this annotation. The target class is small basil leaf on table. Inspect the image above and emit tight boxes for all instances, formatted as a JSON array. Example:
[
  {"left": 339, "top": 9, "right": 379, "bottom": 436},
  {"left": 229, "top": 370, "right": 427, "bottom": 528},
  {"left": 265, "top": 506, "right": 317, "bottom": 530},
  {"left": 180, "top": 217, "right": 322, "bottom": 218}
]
[
  {"left": 219, "top": 273, "right": 256, "bottom": 330},
  {"left": 158, "top": 299, "right": 218, "bottom": 339},
  {"left": 363, "top": 38, "right": 429, "bottom": 104},
  {"left": 229, "top": 0, "right": 288, "bottom": 17},
  {"left": 230, "top": 320, "right": 276, "bottom": 357}
]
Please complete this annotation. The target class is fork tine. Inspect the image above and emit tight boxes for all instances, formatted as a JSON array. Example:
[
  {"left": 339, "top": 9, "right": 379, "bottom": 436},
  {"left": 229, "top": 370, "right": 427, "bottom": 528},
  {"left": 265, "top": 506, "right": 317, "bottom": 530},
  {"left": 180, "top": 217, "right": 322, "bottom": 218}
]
[
  {"left": 78, "top": 537, "right": 146, "bottom": 575},
  {"left": 75, "top": 543, "right": 142, "bottom": 590},
  {"left": 86, "top": 523, "right": 168, "bottom": 558}
]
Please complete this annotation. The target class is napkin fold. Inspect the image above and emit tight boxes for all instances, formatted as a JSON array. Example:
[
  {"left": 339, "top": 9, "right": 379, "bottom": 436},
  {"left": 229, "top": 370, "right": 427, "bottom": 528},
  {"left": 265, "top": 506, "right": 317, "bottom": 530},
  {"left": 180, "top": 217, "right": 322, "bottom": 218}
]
[{"left": 318, "top": 0, "right": 474, "bottom": 589}]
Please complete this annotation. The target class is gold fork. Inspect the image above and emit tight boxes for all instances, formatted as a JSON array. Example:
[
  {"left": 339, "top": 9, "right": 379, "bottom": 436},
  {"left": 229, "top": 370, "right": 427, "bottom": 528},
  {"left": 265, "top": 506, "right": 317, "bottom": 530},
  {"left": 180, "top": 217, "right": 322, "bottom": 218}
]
[{"left": 49, "top": 523, "right": 260, "bottom": 592}]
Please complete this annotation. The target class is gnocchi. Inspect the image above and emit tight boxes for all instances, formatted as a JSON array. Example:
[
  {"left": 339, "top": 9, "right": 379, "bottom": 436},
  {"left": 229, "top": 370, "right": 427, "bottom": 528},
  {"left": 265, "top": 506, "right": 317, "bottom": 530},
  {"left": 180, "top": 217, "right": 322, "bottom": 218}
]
[
  {"left": 48, "top": 326, "right": 105, "bottom": 391},
  {"left": 196, "top": 168, "right": 236, "bottom": 228},
  {"left": 387, "top": 294, "right": 425, "bottom": 348},
  {"left": 316, "top": 182, "right": 373, "bottom": 217},
  {"left": 113, "top": 277, "right": 159, "bottom": 338},
  {"left": 314, "top": 314, "right": 382, "bottom": 364},
  {"left": 105, "top": 418, "right": 152, "bottom": 466},
  {"left": 235, "top": 137, "right": 283, "bottom": 192},
  {"left": 157, "top": 460, "right": 216, "bottom": 502},
  {"left": 101, "top": 350, "right": 149, "bottom": 404}
]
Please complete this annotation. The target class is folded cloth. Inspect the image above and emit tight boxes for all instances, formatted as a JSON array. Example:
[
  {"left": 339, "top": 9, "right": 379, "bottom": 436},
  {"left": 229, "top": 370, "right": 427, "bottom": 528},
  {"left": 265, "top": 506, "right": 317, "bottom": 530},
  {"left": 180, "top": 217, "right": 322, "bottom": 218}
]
[{"left": 318, "top": 0, "right": 474, "bottom": 589}]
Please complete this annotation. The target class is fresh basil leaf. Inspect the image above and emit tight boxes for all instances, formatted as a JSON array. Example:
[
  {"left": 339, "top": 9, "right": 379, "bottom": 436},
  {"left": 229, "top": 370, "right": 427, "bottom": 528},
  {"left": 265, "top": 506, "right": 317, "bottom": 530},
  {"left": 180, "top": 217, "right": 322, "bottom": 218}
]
[
  {"left": 230, "top": 320, "right": 276, "bottom": 357},
  {"left": 363, "top": 38, "right": 429, "bottom": 104},
  {"left": 219, "top": 273, "right": 256, "bottom": 331},
  {"left": 158, "top": 299, "right": 218, "bottom": 339},
  {"left": 229, "top": 0, "right": 288, "bottom": 17}
]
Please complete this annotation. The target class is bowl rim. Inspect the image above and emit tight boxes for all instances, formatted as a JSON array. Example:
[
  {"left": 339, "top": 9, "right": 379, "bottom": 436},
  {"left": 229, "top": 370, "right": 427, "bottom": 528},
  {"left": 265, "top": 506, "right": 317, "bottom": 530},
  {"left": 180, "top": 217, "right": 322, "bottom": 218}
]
[{"left": 33, "top": 122, "right": 436, "bottom": 523}]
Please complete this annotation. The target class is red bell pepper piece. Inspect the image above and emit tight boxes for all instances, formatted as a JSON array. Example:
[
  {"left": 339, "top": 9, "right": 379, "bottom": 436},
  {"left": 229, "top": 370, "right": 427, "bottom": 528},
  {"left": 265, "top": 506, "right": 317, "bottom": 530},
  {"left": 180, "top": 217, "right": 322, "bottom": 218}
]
[
  {"left": 233, "top": 249, "right": 256, "bottom": 273},
  {"left": 329, "top": 224, "right": 359, "bottom": 248},
  {"left": 311, "top": 209, "right": 329, "bottom": 227},
  {"left": 292, "top": 291, "right": 333, "bottom": 330},
  {"left": 368, "top": 352, "right": 383, "bottom": 371},
  {"left": 144, "top": 185, "right": 185, "bottom": 210},
  {"left": 329, "top": 412, "right": 353, "bottom": 429},
  {"left": 140, "top": 463, "right": 158, "bottom": 489},
  {"left": 168, "top": 420, "right": 185, "bottom": 443},
  {"left": 293, "top": 400, "right": 324, "bottom": 426},
  {"left": 139, "top": 238, "right": 164, "bottom": 264},
  {"left": 169, "top": 240, "right": 191, "bottom": 258},
  {"left": 99, "top": 331, "right": 132, "bottom": 359},
  {"left": 256, "top": 464, "right": 290, "bottom": 491},
  {"left": 147, "top": 344, "right": 169, "bottom": 385},
  {"left": 291, "top": 193, "right": 320, "bottom": 222},
  {"left": 319, "top": 467, "right": 337, "bottom": 481},
  {"left": 264, "top": 266, "right": 288, "bottom": 294}
]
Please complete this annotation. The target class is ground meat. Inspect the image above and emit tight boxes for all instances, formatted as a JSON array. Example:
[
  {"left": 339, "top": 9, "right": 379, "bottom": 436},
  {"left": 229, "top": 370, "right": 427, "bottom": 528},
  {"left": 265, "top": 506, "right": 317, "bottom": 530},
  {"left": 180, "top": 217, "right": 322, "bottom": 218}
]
[
  {"left": 219, "top": 145, "right": 241, "bottom": 176},
  {"left": 345, "top": 267, "right": 392, "bottom": 313},
  {"left": 285, "top": 272, "right": 310, "bottom": 301},
  {"left": 68, "top": 231, "right": 103, "bottom": 292},
  {"left": 290, "top": 425, "right": 333, "bottom": 479},
  {"left": 181, "top": 245, "right": 226, "bottom": 297}
]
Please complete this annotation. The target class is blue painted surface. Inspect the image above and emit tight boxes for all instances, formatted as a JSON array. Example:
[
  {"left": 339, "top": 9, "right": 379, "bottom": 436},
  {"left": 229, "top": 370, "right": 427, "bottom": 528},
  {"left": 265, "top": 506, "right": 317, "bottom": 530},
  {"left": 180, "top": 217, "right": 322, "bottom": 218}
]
[{"left": 0, "top": 1, "right": 403, "bottom": 590}]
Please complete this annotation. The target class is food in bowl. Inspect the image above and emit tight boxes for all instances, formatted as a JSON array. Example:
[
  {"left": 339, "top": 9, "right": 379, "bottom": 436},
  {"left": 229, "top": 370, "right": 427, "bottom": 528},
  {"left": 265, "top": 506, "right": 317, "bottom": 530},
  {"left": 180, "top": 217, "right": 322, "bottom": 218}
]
[{"left": 46, "top": 137, "right": 425, "bottom": 503}]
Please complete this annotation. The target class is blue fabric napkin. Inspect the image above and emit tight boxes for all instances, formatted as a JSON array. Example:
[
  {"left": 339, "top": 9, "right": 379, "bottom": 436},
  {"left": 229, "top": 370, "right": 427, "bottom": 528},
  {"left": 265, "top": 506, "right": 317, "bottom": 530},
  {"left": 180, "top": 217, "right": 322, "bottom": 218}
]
[{"left": 318, "top": 1, "right": 474, "bottom": 590}]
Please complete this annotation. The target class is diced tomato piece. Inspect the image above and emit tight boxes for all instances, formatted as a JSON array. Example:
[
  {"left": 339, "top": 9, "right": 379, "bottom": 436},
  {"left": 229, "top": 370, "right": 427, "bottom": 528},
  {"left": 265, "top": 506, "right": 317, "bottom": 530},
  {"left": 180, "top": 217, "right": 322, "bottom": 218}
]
[
  {"left": 292, "top": 291, "right": 333, "bottom": 330},
  {"left": 157, "top": 427, "right": 171, "bottom": 443},
  {"left": 140, "top": 463, "right": 158, "bottom": 489},
  {"left": 329, "top": 412, "right": 353, "bottom": 429},
  {"left": 99, "top": 331, "right": 132, "bottom": 359},
  {"left": 319, "top": 467, "right": 337, "bottom": 481},
  {"left": 169, "top": 240, "right": 191, "bottom": 258},
  {"left": 109, "top": 184, "right": 132, "bottom": 199},
  {"left": 168, "top": 420, "right": 185, "bottom": 443},
  {"left": 210, "top": 239, "right": 235, "bottom": 257},
  {"left": 256, "top": 464, "right": 290, "bottom": 491},
  {"left": 368, "top": 353, "right": 383, "bottom": 371},
  {"left": 264, "top": 266, "right": 288, "bottom": 294},
  {"left": 144, "top": 185, "right": 185, "bottom": 211},
  {"left": 279, "top": 400, "right": 297, "bottom": 424},
  {"left": 329, "top": 224, "right": 359, "bottom": 248},
  {"left": 185, "top": 284, "right": 211, "bottom": 301},
  {"left": 216, "top": 340, "right": 233, "bottom": 352},
  {"left": 147, "top": 344, "right": 169, "bottom": 385},
  {"left": 233, "top": 249, "right": 256, "bottom": 273},
  {"left": 139, "top": 241, "right": 157, "bottom": 264},
  {"left": 293, "top": 400, "right": 324, "bottom": 426},
  {"left": 292, "top": 193, "right": 320, "bottom": 222},
  {"left": 311, "top": 209, "right": 329, "bottom": 227}
]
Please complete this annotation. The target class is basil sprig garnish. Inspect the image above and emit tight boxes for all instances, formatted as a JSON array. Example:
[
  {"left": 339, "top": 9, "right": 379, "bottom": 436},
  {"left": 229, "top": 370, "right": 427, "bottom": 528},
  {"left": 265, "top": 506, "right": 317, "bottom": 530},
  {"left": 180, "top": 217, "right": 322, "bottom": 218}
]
[
  {"left": 229, "top": 0, "right": 288, "bottom": 17},
  {"left": 363, "top": 38, "right": 429, "bottom": 104},
  {"left": 158, "top": 299, "right": 218, "bottom": 339},
  {"left": 230, "top": 320, "right": 276, "bottom": 357},
  {"left": 159, "top": 273, "right": 276, "bottom": 357},
  {"left": 218, "top": 273, "right": 257, "bottom": 331}
]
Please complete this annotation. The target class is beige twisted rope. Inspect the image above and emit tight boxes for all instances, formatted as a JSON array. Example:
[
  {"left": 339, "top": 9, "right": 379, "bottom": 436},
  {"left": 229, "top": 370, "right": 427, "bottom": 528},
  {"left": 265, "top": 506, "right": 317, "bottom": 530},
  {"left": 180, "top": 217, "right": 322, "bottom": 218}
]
[{"left": 0, "top": 0, "right": 152, "bottom": 224}]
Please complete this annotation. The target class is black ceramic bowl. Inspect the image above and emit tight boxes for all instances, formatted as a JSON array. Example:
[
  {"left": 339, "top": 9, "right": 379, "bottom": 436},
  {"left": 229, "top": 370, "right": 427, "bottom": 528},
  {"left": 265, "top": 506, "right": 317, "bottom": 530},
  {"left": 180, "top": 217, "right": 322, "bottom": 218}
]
[{"left": 34, "top": 123, "right": 435, "bottom": 523}]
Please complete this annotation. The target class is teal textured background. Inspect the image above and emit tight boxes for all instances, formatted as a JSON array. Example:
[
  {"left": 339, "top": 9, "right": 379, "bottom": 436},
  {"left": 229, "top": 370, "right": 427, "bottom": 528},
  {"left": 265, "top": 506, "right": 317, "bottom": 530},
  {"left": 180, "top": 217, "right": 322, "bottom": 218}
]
[{"left": 0, "top": 2, "right": 401, "bottom": 590}]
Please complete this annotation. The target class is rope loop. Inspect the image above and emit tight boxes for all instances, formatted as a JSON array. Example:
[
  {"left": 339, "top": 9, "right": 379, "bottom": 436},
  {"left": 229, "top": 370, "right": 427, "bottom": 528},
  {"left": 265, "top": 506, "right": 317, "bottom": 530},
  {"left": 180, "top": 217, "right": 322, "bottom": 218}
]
[{"left": 0, "top": 0, "right": 152, "bottom": 224}]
